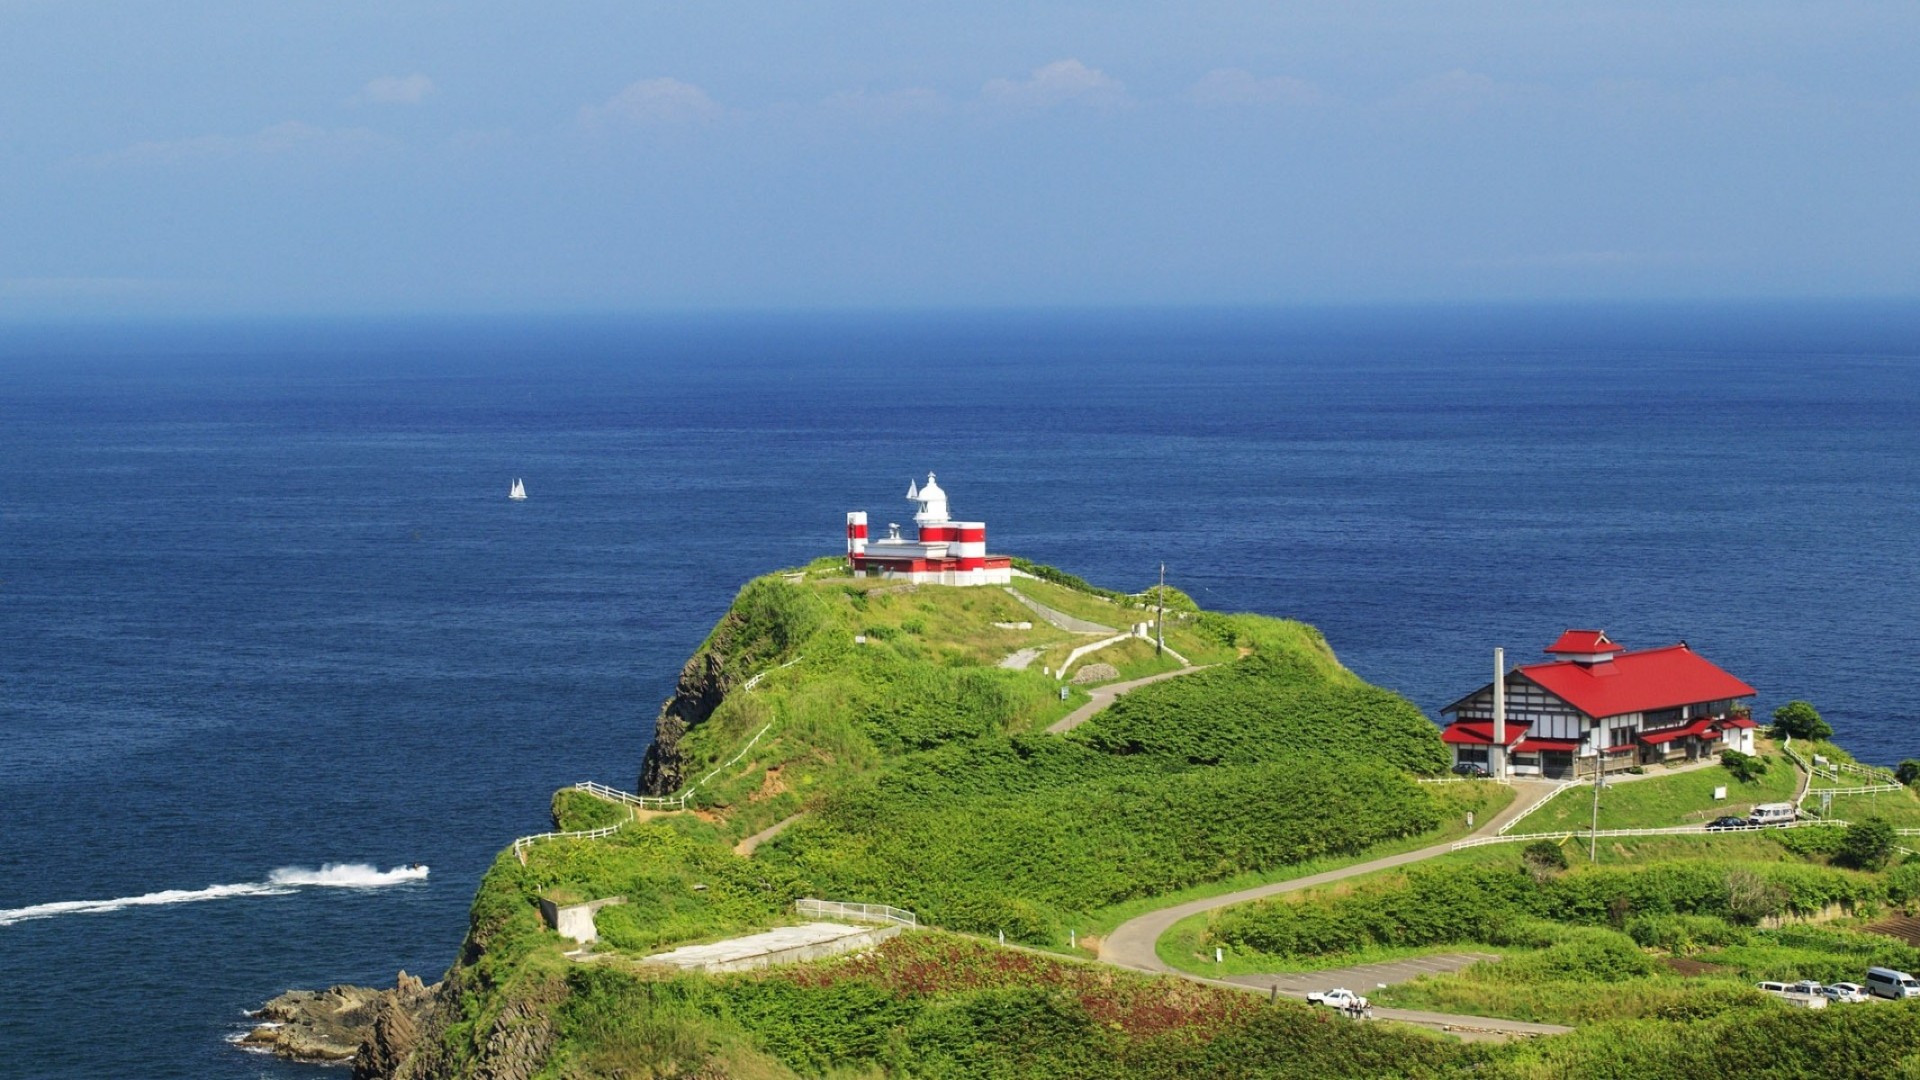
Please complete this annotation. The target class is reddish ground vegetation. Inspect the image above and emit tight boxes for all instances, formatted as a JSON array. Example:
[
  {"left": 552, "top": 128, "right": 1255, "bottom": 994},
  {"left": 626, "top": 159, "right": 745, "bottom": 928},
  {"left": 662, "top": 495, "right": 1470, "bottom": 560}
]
[{"left": 782, "top": 935, "right": 1264, "bottom": 1039}]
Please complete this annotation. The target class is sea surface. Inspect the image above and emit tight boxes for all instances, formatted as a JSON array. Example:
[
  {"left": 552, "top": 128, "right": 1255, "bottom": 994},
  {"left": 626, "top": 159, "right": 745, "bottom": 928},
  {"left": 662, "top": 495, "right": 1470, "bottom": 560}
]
[{"left": 2, "top": 305, "right": 1917, "bottom": 1078}]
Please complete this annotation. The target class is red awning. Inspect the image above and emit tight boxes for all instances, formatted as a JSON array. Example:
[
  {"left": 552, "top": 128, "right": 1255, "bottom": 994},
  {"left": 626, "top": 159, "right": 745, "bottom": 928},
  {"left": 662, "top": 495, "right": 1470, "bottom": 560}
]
[
  {"left": 1604, "top": 743, "right": 1637, "bottom": 753},
  {"left": 1722, "top": 716, "right": 1758, "bottom": 730},
  {"left": 1513, "top": 737, "right": 1580, "bottom": 754},
  {"left": 1441, "top": 721, "right": 1529, "bottom": 747},
  {"left": 1638, "top": 717, "right": 1719, "bottom": 745}
]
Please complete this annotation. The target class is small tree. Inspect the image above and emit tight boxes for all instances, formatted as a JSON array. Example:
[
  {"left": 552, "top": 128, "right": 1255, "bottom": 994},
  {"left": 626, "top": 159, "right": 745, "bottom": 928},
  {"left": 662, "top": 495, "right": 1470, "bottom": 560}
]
[
  {"left": 1720, "top": 749, "right": 1769, "bottom": 784},
  {"left": 1771, "top": 700, "right": 1832, "bottom": 741},
  {"left": 1725, "top": 869, "right": 1788, "bottom": 925},
  {"left": 1522, "top": 839, "right": 1570, "bottom": 882},
  {"left": 1839, "top": 817, "right": 1897, "bottom": 872},
  {"left": 1897, "top": 760, "right": 1920, "bottom": 788}
]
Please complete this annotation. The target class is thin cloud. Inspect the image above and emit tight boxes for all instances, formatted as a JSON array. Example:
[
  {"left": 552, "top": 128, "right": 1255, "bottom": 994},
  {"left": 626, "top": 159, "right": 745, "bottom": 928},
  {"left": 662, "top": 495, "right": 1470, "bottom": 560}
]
[
  {"left": 578, "top": 78, "right": 723, "bottom": 130},
  {"left": 1188, "top": 69, "right": 1322, "bottom": 108},
  {"left": 982, "top": 59, "right": 1126, "bottom": 109},
  {"left": 355, "top": 74, "right": 436, "bottom": 106},
  {"left": 88, "top": 121, "right": 394, "bottom": 166}
]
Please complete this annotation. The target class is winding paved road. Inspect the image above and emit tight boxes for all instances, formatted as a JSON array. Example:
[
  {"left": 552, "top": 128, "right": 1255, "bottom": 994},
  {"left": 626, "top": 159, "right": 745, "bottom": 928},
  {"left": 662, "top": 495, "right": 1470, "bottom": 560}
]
[
  {"left": 1096, "top": 777, "right": 1572, "bottom": 1039},
  {"left": 1046, "top": 666, "right": 1212, "bottom": 734}
]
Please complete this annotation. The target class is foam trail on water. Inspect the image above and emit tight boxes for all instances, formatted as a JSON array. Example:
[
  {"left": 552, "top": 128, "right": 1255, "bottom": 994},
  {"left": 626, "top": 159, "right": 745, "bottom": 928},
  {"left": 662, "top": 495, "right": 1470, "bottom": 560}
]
[
  {"left": 0, "top": 863, "right": 427, "bottom": 926},
  {"left": 269, "top": 863, "right": 429, "bottom": 888}
]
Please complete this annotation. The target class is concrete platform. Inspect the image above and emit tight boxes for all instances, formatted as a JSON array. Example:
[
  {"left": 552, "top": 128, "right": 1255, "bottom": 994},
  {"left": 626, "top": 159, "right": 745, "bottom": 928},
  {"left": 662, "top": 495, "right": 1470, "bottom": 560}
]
[{"left": 642, "top": 922, "right": 900, "bottom": 973}]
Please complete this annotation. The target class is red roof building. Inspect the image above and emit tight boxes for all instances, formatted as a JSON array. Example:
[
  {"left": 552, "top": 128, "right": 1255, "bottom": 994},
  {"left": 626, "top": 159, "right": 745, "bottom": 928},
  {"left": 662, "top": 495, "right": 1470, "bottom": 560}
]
[{"left": 1441, "top": 632, "right": 1757, "bottom": 779}]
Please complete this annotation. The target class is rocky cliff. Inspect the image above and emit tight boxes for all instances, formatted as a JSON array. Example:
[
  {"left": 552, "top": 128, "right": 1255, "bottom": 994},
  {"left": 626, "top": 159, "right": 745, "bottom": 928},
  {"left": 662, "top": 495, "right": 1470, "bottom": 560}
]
[
  {"left": 240, "top": 972, "right": 435, "bottom": 1069},
  {"left": 637, "top": 644, "right": 734, "bottom": 796}
]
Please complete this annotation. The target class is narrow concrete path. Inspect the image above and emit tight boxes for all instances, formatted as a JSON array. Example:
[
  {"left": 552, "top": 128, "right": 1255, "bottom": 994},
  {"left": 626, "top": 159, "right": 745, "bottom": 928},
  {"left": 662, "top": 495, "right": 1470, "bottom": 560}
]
[
  {"left": 1003, "top": 588, "right": 1117, "bottom": 634},
  {"left": 998, "top": 647, "right": 1045, "bottom": 671},
  {"left": 1097, "top": 779, "right": 1569, "bottom": 1039},
  {"left": 734, "top": 813, "right": 804, "bottom": 856},
  {"left": 1046, "top": 665, "right": 1212, "bottom": 734}
]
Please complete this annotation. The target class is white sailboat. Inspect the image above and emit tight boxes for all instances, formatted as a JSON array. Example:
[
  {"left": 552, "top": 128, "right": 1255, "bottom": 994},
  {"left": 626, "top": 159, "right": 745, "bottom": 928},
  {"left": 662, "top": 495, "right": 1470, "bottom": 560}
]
[{"left": 508, "top": 478, "right": 527, "bottom": 501}]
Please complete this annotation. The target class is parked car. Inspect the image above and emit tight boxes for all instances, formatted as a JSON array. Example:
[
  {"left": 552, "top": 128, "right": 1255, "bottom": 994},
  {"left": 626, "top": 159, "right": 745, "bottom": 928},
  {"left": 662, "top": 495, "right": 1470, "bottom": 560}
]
[
  {"left": 1451, "top": 762, "right": 1490, "bottom": 778},
  {"left": 1748, "top": 802, "right": 1799, "bottom": 827},
  {"left": 1756, "top": 982, "right": 1828, "bottom": 1008},
  {"left": 1786, "top": 980, "right": 1825, "bottom": 996},
  {"left": 1866, "top": 967, "right": 1920, "bottom": 999},
  {"left": 1306, "top": 988, "right": 1370, "bottom": 1010},
  {"left": 1705, "top": 815, "right": 1754, "bottom": 831},
  {"left": 1824, "top": 983, "right": 1869, "bottom": 1003}
]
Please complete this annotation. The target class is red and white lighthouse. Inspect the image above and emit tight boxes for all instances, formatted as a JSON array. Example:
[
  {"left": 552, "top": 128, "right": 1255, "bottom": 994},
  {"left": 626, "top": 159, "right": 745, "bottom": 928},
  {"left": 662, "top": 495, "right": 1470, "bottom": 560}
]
[{"left": 845, "top": 473, "right": 1012, "bottom": 586}]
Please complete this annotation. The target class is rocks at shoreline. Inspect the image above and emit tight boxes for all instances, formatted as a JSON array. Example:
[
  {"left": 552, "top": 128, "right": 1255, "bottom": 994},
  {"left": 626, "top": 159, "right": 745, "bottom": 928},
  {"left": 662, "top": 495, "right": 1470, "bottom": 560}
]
[{"left": 240, "top": 971, "right": 435, "bottom": 1070}]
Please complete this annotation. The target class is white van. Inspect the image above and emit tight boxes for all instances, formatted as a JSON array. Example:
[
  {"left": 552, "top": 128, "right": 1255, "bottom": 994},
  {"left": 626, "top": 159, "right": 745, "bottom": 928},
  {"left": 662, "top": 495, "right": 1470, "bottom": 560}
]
[
  {"left": 1865, "top": 967, "right": 1920, "bottom": 1000},
  {"left": 1748, "top": 802, "right": 1798, "bottom": 827}
]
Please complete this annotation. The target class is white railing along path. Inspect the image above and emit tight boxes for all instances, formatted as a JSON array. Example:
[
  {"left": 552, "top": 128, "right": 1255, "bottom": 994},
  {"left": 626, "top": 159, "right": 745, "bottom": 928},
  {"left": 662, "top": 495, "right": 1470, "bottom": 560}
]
[
  {"left": 1453, "top": 818, "right": 1848, "bottom": 852},
  {"left": 1497, "top": 780, "right": 1581, "bottom": 835},
  {"left": 510, "top": 656, "right": 800, "bottom": 862},
  {"left": 795, "top": 898, "right": 918, "bottom": 928}
]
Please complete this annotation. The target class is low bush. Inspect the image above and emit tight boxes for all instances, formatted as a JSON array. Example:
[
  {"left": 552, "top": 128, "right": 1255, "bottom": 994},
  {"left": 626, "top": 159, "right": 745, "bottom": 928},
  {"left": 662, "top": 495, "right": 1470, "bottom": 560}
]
[
  {"left": 1076, "top": 652, "right": 1449, "bottom": 775},
  {"left": 1626, "top": 913, "right": 1750, "bottom": 954},
  {"left": 1209, "top": 858, "right": 1885, "bottom": 960},
  {"left": 1721, "top": 749, "right": 1769, "bottom": 784},
  {"left": 1839, "top": 818, "right": 1898, "bottom": 872}
]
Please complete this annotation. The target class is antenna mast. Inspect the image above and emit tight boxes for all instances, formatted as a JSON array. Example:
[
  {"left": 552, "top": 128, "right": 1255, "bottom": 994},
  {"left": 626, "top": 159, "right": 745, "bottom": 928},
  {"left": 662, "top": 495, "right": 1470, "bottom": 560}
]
[{"left": 1156, "top": 562, "right": 1165, "bottom": 655}]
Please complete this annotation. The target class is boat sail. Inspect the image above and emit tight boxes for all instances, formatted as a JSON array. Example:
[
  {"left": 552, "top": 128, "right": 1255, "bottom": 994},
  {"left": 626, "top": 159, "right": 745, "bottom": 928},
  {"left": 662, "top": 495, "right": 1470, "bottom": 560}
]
[{"left": 509, "top": 478, "right": 527, "bottom": 501}]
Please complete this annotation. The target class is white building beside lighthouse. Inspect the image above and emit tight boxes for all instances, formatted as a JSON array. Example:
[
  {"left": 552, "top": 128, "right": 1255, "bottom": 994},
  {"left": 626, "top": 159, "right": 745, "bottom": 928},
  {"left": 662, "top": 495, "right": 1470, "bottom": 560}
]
[{"left": 845, "top": 473, "right": 1012, "bottom": 586}]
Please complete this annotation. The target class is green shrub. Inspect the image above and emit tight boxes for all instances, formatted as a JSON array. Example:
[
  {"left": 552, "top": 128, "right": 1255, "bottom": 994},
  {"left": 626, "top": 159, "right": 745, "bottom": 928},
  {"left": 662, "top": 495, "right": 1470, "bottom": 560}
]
[
  {"left": 551, "top": 788, "right": 629, "bottom": 831},
  {"left": 1496, "top": 928, "right": 1658, "bottom": 982},
  {"left": 1840, "top": 818, "right": 1898, "bottom": 872},
  {"left": 1772, "top": 700, "right": 1833, "bottom": 741},
  {"left": 1721, "top": 749, "right": 1769, "bottom": 784},
  {"left": 1523, "top": 840, "right": 1571, "bottom": 880},
  {"left": 1208, "top": 858, "right": 1884, "bottom": 960},
  {"left": 1075, "top": 652, "right": 1448, "bottom": 775},
  {"left": 1627, "top": 913, "right": 1750, "bottom": 954},
  {"left": 1897, "top": 760, "right": 1920, "bottom": 787}
]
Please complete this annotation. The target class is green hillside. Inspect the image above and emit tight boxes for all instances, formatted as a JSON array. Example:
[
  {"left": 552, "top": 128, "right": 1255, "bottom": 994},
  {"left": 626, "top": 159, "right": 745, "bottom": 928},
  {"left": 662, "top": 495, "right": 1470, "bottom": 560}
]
[{"left": 374, "top": 559, "right": 1920, "bottom": 1079}]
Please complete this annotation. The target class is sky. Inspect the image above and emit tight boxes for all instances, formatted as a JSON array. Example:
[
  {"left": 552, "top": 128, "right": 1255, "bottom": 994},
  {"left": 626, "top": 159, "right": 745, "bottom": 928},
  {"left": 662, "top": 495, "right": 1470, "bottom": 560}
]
[{"left": 1, "top": 1, "right": 1916, "bottom": 316}]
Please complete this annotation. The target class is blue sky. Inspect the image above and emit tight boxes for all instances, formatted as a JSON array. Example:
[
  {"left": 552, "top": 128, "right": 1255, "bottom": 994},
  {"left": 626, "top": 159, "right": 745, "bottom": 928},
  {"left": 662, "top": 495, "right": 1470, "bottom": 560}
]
[{"left": 1, "top": 2, "right": 1916, "bottom": 315}]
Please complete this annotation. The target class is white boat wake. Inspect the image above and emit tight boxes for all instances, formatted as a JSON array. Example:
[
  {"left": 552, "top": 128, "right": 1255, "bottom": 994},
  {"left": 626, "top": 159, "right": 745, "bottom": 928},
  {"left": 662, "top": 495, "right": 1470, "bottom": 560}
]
[{"left": 0, "top": 863, "right": 429, "bottom": 927}]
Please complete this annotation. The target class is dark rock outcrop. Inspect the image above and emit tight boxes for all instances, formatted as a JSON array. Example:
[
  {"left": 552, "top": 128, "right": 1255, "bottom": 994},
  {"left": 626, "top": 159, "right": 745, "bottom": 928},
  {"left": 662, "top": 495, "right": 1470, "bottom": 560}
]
[
  {"left": 241, "top": 972, "right": 434, "bottom": 1066},
  {"left": 639, "top": 642, "right": 737, "bottom": 796}
]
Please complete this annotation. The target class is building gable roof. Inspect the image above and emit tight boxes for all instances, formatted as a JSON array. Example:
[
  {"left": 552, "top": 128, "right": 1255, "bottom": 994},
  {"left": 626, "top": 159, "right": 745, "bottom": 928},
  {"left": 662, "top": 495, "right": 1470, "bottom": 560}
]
[
  {"left": 1518, "top": 644, "right": 1755, "bottom": 720},
  {"left": 1544, "top": 629, "right": 1624, "bottom": 656}
]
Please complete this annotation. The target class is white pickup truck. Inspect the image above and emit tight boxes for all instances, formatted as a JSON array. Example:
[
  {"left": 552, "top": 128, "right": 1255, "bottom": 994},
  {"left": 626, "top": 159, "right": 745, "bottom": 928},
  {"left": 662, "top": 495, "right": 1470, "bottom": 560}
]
[{"left": 1306, "top": 988, "right": 1370, "bottom": 1010}]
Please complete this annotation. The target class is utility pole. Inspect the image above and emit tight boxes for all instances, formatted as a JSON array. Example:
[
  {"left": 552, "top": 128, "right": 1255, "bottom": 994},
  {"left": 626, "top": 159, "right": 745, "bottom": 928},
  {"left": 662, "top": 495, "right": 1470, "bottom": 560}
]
[
  {"left": 1589, "top": 763, "right": 1603, "bottom": 863},
  {"left": 1156, "top": 562, "right": 1166, "bottom": 655}
]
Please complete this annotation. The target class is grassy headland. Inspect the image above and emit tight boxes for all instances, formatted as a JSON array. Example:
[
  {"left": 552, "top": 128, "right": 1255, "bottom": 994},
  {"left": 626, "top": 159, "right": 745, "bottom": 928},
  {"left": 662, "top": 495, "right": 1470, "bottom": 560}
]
[{"left": 378, "top": 559, "right": 1920, "bottom": 1079}]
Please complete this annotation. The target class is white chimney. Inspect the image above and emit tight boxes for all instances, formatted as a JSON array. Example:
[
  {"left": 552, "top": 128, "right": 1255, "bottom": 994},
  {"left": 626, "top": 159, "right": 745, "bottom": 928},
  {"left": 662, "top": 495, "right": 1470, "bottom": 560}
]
[{"left": 1492, "top": 647, "right": 1507, "bottom": 778}]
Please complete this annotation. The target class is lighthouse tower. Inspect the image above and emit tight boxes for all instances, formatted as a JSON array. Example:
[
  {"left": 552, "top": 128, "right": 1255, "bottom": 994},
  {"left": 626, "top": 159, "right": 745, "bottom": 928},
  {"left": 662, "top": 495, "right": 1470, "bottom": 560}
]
[{"left": 845, "top": 473, "right": 1011, "bottom": 586}]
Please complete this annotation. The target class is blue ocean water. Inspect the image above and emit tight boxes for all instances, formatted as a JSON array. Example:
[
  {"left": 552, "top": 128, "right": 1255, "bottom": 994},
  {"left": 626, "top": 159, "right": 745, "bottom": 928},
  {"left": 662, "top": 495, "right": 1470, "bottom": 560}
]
[{"left": 1, "top": 306, "right": 1917, "bottom": 1078}]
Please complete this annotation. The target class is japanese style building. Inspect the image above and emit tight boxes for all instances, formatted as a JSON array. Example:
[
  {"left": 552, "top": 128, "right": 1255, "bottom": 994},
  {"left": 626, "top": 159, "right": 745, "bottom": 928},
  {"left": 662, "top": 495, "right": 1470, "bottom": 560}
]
[{"left": 1440, "top": 630, "right": 1758, "bottom": 780}]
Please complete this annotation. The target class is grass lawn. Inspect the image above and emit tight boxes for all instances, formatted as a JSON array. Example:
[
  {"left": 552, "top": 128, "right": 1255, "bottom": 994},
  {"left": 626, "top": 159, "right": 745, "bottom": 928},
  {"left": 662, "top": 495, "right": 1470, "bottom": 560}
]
[
  {"left": 1007, "top": 578, "right": 1131, "bottom": 628},
  {"left": 1823, "top": 787, "right": 1920, "bottom": 829},
  {"left": 1524, "top": 758, "right": 1800, "bottom": 833}
]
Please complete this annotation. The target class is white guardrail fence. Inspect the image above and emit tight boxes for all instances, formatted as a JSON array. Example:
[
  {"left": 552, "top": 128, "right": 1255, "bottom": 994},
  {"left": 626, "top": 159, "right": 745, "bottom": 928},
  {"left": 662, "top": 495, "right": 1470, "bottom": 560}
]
[
  {"left": 795, "top": 898, "right": 919, "bottom": 928},
  {"left": 509, "top": 658, "right": 802, "bottom": 863},
  {"left": 1453, "top": 819, "right": 1849, "bottom": 852}
]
